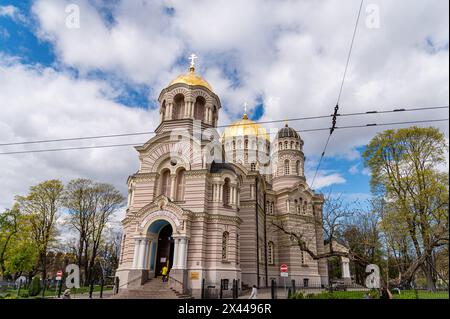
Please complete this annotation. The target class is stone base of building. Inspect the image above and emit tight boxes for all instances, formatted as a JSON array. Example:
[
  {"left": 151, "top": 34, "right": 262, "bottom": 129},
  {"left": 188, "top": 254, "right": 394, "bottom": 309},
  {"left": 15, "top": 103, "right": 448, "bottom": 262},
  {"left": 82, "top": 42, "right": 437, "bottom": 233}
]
[
  {"left": 343, "top": 277, "right": 352, "bottom": 286},
  {"left": 115, "top": 268, "right": 148, "bottom": 290},
  {"left": 169, "top": 268, "right": 188, "bottom": 293}
]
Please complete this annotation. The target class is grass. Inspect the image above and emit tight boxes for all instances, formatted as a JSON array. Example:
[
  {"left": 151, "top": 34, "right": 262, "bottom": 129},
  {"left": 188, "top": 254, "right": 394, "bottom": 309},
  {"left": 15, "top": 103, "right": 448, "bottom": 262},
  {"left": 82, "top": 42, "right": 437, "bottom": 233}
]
[
  {"left": 392, "top": 290, "right": 449, "bottom": 300},
  {"left": 290, "top": 289, "right": 449, "bottom": 300},
  {"left": 0, "top": 285, "right": 113, "bottom": 299}
]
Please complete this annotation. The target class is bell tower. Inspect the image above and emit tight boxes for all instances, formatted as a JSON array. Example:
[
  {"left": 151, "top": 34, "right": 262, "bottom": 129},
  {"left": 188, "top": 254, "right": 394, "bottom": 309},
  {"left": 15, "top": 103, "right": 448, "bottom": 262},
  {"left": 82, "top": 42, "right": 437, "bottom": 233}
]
[
  {"left": 272, "top": 123, "right": 305, "bottom": 191},
  {"left": 156, "top": 55, "right": 221, "bottom": 134}
]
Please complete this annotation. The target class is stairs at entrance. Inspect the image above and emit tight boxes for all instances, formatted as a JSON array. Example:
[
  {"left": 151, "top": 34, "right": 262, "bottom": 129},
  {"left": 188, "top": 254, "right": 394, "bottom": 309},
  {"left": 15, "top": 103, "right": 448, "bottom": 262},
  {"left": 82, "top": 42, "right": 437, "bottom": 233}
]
[{"left": 111, "top": 277, "right": 194, "bottom": 299}]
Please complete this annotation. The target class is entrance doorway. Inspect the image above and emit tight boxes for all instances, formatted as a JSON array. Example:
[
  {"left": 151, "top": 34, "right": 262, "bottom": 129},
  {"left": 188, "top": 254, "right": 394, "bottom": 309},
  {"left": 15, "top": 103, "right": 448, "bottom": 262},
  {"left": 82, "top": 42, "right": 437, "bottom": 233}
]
[{"left": 155, "top": 224, "right": 174, "bottom": 278}]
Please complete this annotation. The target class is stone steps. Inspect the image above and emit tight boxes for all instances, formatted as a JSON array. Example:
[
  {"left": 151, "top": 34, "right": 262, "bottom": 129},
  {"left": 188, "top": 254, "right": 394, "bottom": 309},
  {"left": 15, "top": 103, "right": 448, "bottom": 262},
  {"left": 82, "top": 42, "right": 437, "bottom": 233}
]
[{"left": 110, "top": 278, "right": 193, "bottom": 299}]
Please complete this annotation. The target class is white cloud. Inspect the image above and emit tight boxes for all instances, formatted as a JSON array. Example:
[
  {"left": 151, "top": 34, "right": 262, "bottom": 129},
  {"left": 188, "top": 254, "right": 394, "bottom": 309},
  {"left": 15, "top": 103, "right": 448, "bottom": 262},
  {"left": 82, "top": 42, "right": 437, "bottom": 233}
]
[
  {"left": 349, "top": 164, "right": 359, "bottom": 175},
  {"left": 0, "top": 56, "right": 159, "bottom": 210},
  {"left": 0, "top": 5, "right": 26, "bottom": 23},
  {"left": 1, "top": 0, "right": 449, "bottom": 209},
  {"left": 304, "top": 169, "right": 347, "bottom": 190}
]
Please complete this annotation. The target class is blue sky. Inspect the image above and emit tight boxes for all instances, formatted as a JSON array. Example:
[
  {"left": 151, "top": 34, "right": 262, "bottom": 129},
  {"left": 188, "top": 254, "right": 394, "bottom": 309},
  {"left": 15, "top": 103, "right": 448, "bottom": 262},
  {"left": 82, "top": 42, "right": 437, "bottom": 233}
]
[{"left": 0, "top": 0, "right": 448, "bottom": 211}]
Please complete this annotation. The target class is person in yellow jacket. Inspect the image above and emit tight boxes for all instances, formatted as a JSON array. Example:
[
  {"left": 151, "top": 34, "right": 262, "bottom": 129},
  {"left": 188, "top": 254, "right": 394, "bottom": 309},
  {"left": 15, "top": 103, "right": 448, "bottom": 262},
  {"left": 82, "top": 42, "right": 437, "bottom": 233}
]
[{"left": 161, "top": 265, "right": 169, "bottom": 282}]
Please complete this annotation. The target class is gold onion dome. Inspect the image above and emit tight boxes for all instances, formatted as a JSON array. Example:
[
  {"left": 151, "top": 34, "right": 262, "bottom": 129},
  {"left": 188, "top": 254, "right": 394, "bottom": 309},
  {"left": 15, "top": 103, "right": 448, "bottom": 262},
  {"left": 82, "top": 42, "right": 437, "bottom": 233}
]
[
  {"left": 223, "top": 112, "right": 270, "bottom": 142},
  {"left": 169, "top": 66, "right": 213, "bottom": 91}
]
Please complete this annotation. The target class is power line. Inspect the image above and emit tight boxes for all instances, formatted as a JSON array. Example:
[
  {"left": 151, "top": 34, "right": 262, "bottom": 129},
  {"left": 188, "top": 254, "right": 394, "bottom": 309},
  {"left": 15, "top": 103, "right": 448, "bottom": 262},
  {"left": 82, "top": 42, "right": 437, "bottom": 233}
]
[
  {"left": 0, "top": 118, "right": 447, "bottom": 155},
  {"left": 1, "top": 105, "right": 447, "bottom": 147},
  {"left": 311, "top": 0, "right": 365, "bottom": 188}
]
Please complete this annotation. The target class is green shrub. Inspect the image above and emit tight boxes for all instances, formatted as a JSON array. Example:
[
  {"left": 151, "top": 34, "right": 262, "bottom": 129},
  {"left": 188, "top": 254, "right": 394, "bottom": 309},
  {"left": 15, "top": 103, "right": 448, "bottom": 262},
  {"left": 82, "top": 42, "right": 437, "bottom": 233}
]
[
  {"left": 20, "top": 291, "right": 30, "bottom": 298},
  {"left": 368, "top": 289, "right": 379, "bottom": 299},
  {"left": 28, "top": 276, "right": 41, "bottom": 297},
  {"left": 288, "top": 291, "right": 305, "bottom": 299}
]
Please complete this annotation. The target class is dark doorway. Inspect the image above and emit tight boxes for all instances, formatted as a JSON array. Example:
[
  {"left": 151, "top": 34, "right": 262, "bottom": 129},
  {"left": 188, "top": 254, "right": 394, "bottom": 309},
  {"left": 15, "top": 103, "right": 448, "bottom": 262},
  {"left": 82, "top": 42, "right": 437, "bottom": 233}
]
[{"left": 155, "top": 224, "right": 174, "bottom": 278}]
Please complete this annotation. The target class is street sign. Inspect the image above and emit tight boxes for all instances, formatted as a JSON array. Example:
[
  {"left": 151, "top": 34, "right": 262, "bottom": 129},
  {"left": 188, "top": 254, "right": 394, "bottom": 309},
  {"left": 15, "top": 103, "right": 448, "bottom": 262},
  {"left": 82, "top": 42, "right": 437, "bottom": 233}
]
[
  {"left": 280, "top": 264, "right": 288, "bottom": 273},
  {"left": 56, "top": 270, "right": 63, "bottom": 281},
  {"left": 280, "top": 272, "right": 289, "bottom": 277}
]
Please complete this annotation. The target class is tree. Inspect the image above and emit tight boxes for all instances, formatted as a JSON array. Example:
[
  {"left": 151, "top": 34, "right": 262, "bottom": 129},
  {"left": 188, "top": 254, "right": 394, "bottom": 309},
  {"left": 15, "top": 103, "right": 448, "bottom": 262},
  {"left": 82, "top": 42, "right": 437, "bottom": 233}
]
[
  {"left": 363, "top": 126, "right": 449, "bottom": 291},
  {"left": 62, "top": 178, "right": 96, "bottom": 285},
  {"left": 272, "top": 194, "right": 367, "bottom": 263},
  {"left": 16, "top": 180, "right": 64, "bottom": 283},
  {"left": 342, "top": 199, "right": 383, "bottom": 285},
  {"left": 0, "top": 204, "right": 39, "bottom": 280},
  {"left": 86, "top": 183, "right": 125, "bottom": 286},
  {"left": 0, "top": 204, "right": 20, "bottom": 278}
]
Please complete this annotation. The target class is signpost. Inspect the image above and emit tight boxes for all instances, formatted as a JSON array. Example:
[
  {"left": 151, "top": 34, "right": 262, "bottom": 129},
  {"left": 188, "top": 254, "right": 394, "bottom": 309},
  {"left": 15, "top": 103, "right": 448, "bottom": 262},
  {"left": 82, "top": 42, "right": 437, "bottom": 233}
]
[
  {"left": 56, "top": 270, "right": 63, "bottom": 281},
  {"left": 56, "top": 270, "right": 63, "bottom": 298},
  {"left": 280, "top": 264, "right": 288, "bottom": 295}
]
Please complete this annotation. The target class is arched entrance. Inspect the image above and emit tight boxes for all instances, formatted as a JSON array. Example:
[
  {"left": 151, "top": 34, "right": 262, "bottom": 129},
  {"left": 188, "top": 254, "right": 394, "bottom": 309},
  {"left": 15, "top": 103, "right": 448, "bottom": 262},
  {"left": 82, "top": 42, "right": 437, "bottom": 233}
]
[{"left": 154, "top": 224, "right": 174, "bottom": 277}]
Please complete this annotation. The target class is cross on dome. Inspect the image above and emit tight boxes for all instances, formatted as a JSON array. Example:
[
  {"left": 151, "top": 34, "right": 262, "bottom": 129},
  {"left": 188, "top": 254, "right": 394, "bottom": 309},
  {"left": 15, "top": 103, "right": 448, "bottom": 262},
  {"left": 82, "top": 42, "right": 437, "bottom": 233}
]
[
  {"left": 188, "top": 53, "right": 198, "bottom": 71},
  {"left": 243, "top": 102, "right": 249, "bottom": 119}
]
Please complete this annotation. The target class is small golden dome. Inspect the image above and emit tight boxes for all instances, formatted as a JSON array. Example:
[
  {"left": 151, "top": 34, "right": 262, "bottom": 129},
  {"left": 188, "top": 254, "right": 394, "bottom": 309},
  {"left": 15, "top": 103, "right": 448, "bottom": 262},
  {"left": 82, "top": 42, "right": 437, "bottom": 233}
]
[
  {"left": 169, "top": 67, "right": 213, "bottom": 91},
  {"left": 223, "top": 113, "right": 270, "bottom": 142}
]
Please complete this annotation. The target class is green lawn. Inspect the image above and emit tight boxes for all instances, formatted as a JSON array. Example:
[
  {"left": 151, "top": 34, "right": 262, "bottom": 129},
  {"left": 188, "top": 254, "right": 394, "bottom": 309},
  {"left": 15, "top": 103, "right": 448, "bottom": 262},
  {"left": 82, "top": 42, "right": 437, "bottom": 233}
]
[
  {"left": 0, "top": 285, "right": 113, "bottom": 299},
  {"left": 291, "top": 290, "right": 449, "bottom": 300}
]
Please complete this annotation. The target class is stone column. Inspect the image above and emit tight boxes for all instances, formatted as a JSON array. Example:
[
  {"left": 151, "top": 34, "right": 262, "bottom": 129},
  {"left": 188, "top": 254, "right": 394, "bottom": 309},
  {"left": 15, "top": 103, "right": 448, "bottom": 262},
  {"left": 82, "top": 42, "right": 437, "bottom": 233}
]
[
  {"left": 146, "top": 239, "right": 154, "bottom": 270},
  {"left": 219, "top": 184, "right": 223, "bottom": 202},
  {"left": 170, "top": 175, "right": 177, "bottom": 200},
  {"left": 138, "top": 239, "right": 148, "bottom": 269},
  {"left": 183, "top": 238, "right": 189, "bottom": 269},
  {"left": 341, "top": 257, "right": 351, "bottom": 284},
  {"left": 230, "top": 186, "right": 235, "bottom": 204},
  {"left": 179, "top": 238, "right": 188, "bottom": 269},
  {"left": 172, "top": 238, "right": 180, "bottom": 269},
  {"left": 132, "top": 238, "right": 140, "bottom": 269}
]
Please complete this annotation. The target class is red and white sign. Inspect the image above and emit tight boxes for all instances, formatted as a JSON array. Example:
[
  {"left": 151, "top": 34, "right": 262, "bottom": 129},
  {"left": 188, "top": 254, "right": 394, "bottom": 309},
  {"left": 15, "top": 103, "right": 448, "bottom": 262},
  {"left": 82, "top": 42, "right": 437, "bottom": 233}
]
[
  {"left": 56, "top": 270, "right": 63, "bottom": 280},
  {"left": 280, "top": 264, "right": 288, "bottom": 273}
]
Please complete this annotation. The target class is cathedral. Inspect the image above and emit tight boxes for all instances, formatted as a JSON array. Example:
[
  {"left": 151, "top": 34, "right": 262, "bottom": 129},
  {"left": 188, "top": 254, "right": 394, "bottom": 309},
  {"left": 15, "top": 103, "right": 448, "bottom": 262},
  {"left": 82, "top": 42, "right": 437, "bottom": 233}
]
[{"left": 115, "top": 57, "right": 329, "bottom": 298}]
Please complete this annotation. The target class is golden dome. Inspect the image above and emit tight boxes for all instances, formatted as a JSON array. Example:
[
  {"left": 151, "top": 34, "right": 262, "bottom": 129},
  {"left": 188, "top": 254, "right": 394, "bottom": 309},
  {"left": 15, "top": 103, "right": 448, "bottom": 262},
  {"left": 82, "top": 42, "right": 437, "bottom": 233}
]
[
  {"left": 222, "top": 112, "right": 270, "bottom": 142},
  {"left": 169, "top": 66, "right": 213, "bottom": 91}
]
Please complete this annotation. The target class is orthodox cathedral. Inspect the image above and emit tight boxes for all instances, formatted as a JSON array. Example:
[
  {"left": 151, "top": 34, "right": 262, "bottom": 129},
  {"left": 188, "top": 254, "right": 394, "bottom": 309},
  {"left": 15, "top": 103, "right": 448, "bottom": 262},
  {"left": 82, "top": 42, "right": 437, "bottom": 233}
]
[{"left": 115, "top": 57, "right": 330, "bottom": 298}]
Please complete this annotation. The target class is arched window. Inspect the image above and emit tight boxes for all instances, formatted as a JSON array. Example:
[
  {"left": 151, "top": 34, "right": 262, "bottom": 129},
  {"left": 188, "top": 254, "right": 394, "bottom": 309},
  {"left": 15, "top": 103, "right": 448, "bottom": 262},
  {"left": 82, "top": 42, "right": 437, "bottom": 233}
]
[
  {"left": 284, "top": 160, "right": 290, "bottom": 175},
  {"left": 176, "top": 169, "right": 186, "bottom": 201},
  {"left": 296, "top": 161, "right": 301, "bottom": 175},
  {"left": 296, "top": 142, "right": 300, "bottom": 150},
  {"left": 251, "top": 163, "right": 256, "bottom": 171},
  {"left": 284, "top": 141, "right": 288, "bottom": 149},
  {"left": 173, "top": 94, "right": 185, "bottom": 120},
  {"left": 222, "top": 231, "right": 229, "bottom": 261},
  {"left": 194, "top": 96, "right": 205, "bottom": 121},
  {"left": 223, "top": 178, "right": 231, "bottom": 206},
  {"left": 268, "top": 241, "right": 274, "bottom": 265},
  {"left": 279, "top": 142, "right": 282, "bottom": 150},
  {"left": 244, "top": 139, "right": 249, "bottom": 149},
  {"left": 160, "top": 170, "right": 171, "bottom": 197},
  {"left": 291, "top": 141, "right": 294, "bottom": 149}
]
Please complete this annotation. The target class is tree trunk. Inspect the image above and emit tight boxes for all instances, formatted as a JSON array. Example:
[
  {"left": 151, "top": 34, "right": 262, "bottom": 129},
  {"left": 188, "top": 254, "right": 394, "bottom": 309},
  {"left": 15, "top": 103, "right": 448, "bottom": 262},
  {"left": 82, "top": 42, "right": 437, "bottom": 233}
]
[{"left": 424, "top": 255, "right": 436, "bottom": 292}]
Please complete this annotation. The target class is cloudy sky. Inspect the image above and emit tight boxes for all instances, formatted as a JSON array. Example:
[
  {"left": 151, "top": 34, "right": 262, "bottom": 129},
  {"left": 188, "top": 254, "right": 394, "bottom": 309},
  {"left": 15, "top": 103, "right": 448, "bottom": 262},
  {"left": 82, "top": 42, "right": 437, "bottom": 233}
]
[{"left": 0, "top": 0, "right": 449, "bottom": 216}]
